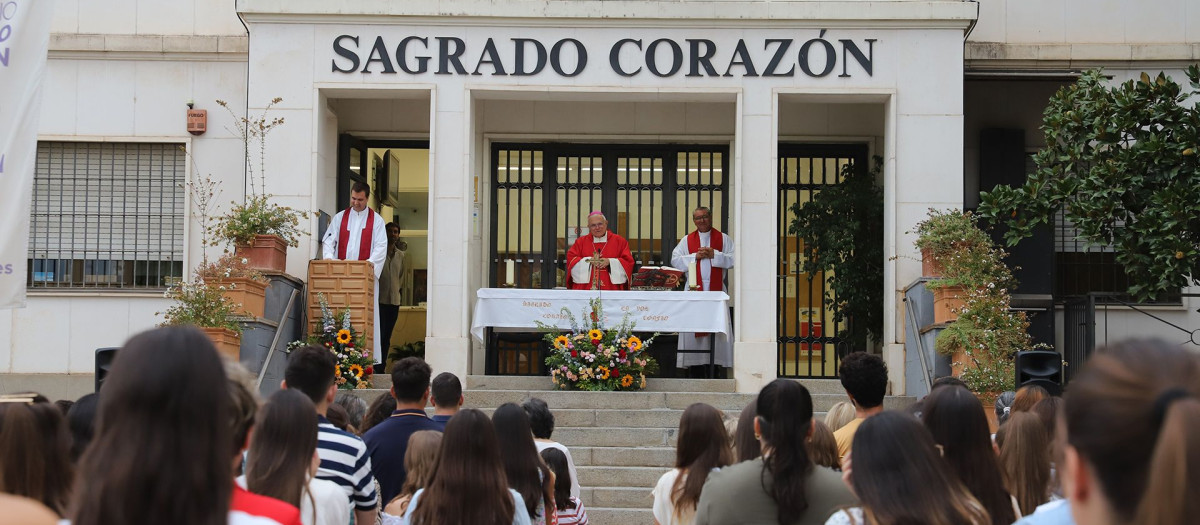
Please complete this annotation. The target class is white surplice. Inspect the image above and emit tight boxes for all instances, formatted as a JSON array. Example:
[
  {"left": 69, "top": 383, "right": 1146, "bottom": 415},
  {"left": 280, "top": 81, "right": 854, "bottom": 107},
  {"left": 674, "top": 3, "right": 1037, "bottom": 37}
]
[
  {"left": 321, "top": 207, "right": 388, "bottom": 362},
  {"left": 670, "top": 231, "right": 734, "bottom": 367}
]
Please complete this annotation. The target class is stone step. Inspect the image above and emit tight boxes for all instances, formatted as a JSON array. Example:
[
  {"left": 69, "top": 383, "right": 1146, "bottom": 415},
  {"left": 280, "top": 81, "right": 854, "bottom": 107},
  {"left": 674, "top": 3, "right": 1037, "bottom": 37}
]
[
  {"left": 372, "top": 374, "right": 847, "bottom": 396},
  {"left": 576, "top": 465, "right": 670, "bottom": 488},
  {"left": 587, "top": 507, "right": 652, "bottom": 525},
  {"left": 556, "top": 427, "right": 677, "bottom": 448},
  {"left": 579, "top": 486, "right": 654, "bottom": 509},
  {"left": 572, "top": 446, "right": 676, "bottom": 468}
]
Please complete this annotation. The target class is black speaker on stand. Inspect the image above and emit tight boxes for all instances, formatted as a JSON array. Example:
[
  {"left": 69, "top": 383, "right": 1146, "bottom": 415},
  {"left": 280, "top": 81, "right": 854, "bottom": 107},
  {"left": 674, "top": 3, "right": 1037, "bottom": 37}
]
[
  {"left": 1015, "top": 350, "right": 1063, "bottom": 396},
  {"left": 95, "top": 347, "right": 119, "bottom": 392}
]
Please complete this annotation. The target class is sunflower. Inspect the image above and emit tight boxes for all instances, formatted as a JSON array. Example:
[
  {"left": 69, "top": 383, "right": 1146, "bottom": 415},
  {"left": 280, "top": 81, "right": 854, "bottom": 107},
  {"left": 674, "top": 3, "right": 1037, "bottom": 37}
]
[
  {"left": 554, "top": 335, "right": 570, "bottom": 349},
  {"left": 620, "top": 374, "right": 634, "bottom": 387},
  {"left": 588, "top": 329, "right": 604, "bottom": 341},
  {"left": 627, "top": 336, "right": 642, "bottom": 351},
  {"left": 596, "top": 365, "right": 610, "bottom": 380},
  {"left": 348, "top": 364, "right": 364, "bottom": 378},
  {"left": 336, "top": 329, "right": 352, "bottom": 344}
]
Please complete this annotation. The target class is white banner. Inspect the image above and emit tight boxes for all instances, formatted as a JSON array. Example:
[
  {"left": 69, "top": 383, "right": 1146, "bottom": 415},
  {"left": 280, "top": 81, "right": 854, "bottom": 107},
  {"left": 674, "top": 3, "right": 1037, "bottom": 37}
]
[{"left": 0, "top": 0, "right": 54, "bottom": 309}]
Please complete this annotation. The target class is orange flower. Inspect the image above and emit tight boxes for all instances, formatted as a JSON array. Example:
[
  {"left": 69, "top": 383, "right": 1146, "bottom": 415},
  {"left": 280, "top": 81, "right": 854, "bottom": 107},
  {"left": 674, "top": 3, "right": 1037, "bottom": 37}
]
[
  {"left": 620, "top": 374, "right": 634, "bottom": 387},
  {"left": 627, "top": 336, "right": 642, "bottom": 351},
  {"left": 596, "top": 365, "right": 610, "bottom": 380}
]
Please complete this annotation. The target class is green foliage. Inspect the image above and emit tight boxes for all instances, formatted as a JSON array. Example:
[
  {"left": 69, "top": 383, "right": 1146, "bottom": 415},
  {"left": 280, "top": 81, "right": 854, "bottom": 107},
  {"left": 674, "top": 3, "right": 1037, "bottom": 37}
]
[
  {"left": 787, "top": 156, "right": 885, "bottom": 347},
  {"left": 977, "top": 66, "right": 1200, "bottom": 301},
  {"left": 914, "top": 210, "right": 1034, "bottom": 394},
  {"left": 212, "top": 194, "right": 306, "bottom": 247},
  {"left": 158, "top": 278, "right": 243, "bottom": 334}
]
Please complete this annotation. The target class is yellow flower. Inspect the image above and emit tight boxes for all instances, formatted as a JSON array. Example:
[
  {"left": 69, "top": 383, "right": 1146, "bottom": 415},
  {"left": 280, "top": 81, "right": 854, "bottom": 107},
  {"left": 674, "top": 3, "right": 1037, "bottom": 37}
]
[
  {"left": 627, "top": 336, "right": 642, "bottom": 351},
  {"left": 597, "top": 365, "right": 610, "bottom": 380},
  {"left": 588, "top": 329, "right": 603, "bottom": 341},
  {"left": 348, "top": 364, "right": 364, "bottom": 378},
  {"left": 620, "top": 374, "right": 634, "bottom": 387},
  {"left": 336, "top": 329, "right": 352, "bottom": 344},
  {"left": 335, "top": 367, "right": 342, "bottom": 377},
  {"left": 554, "top": 335, "right": 570, "bottom": 349}
]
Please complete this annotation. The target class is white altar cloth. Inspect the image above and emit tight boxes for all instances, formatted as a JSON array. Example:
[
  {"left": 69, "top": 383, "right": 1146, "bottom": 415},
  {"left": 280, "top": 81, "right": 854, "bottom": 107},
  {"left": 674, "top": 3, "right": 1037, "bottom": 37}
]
[{"left": 470, "top": 288, "right": 730, "bottom": 342}]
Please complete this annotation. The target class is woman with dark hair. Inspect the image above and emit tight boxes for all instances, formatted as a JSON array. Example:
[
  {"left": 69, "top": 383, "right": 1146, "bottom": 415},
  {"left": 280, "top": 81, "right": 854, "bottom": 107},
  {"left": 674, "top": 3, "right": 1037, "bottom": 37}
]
[
  {"left": 1060, "top": 339, "right": 1199, "bottom": 525},
  {"left": 825, "top": 411, "right": 989, "bottom": 525},
  {"left": 806, "top": 420, "right": 840, "bottom": 470},
  {"left": 733, "top": 400, "right": 760, "bottom": 462},
  {"left": 695, "top": 379, "right": 856, "bottom": 525},
  {"left": 401, "top": 409, "right": 532, "bottom": 525},
  {"left": 922, "top": 385, "right": 1018, "bottom": 525},
  {"left": 0, "top": 393, "right": 73, "bottom": 515},
  {"left": 492, "top": 402, "right": 555, "bottom": 525},
  {"left": 524, "top": 397, "right": 581, "bottom": 500},
  {"left": 360, "top": 394, "right": 397, "bottom": 435},
  {"left": 652, "top": 403, "right": 733, "bottom": 525},
  {"left": 69, "top": 326, "right": 234, "bottom": 525},
  {"left": 65, "top": 393, "right": 99, "bottom": 464},
  {"left": 995, "top": 412, "right": 1051, "bottom": 516},
  {"left": 541, "top": 448, "right": 588, "bottom": 525},
  {"left": 245, "top": 389, "right": 349, "bottom": 525}
]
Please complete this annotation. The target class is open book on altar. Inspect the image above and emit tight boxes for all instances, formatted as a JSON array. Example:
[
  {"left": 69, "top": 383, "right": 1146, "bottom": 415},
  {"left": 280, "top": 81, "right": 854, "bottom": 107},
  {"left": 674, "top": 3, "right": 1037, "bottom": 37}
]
[{"left": 631, "top": 266, "right": 685, "bottom": 289}]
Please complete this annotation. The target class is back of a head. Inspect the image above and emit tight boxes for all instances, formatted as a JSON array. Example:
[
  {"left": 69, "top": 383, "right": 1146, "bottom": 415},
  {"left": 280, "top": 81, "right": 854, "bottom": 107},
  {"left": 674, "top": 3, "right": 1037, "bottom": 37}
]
[
  {"left": 412, "top": 409, "right": 513, "bottom": 525},
  {"left": 849, "top": 411, "right": 988, "bottom": 525},
  {"left": 734, "top": 400, "right": 760, "bottom": 462},
  {"left": 431, "top": 372, "right": 462, "bottom": 409},
  {"left": 1064, "top": 339, "right": 1200, "bottom": 525},
  {"left": 673, "top": 403, "right": 733, "bottom": 516},
  {"left": 66, "top": 393, "right": 99, "bottom": 464},
  {"left": 539, "top": 447, "right": 574, "bottom": 511},
  {"left": 361, "top": 394, "right": 398, "bottom": 435},
  {"left": 285, "top": 345, "right": 337, "bottom": 405},
  {"left": 1030, "top": 396, "right": 1063, "bottom": 442},
  {"left": 522, "top": 397, "right": 555, "bottom": 440},
  {"left": 996, "top": 411, "right": 1050, "bottom": 516},
  {"left": 994, "top": 391, "right": 1016, "bottom": 426},
  {"left": 839, "top": 352, "right": 888, "bottom": 409},
  {"left": 824, "top": 401, "right": 857, "bottom": 432},
  {"left": 492, "top": 403, "right": 546, "bottom": 520},
  {"left": 247, "top": 389, "right": 319, "bottom": 508},
  {"left": 391, "top": 357, "right": 432, "bottom": 403},
  {"left": 806, "top": 420, "right": 839, "bottom": 470},
  {"left": 334, "top": 392, "right": 369, "bottom": 430},
  {"left": 72, "top": 326, "right": 232, "bottom": 525},
  {"left": 325, "top": 402, "right": 351, "bottom": 431},
  {"left": 400, "top": 430, "right": 444, "bottom": 498},
  {"left": 1011, "top": 384, "right": 1050, "bottom": 414},
  {"left": 756, "top": 379, "right": 814, "bottom": 524},
  {"left": 922, "top": 385, "right": 1015, "bottom": 525},
  {"left": 0, "top": 396, "right": 73, "bottom": 515}
]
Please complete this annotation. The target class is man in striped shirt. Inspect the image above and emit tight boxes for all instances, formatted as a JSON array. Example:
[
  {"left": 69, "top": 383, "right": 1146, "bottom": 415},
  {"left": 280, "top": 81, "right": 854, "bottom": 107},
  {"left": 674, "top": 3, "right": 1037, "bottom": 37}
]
[{"left": 284, "top": 345, "right": 378, "bottom": 524}]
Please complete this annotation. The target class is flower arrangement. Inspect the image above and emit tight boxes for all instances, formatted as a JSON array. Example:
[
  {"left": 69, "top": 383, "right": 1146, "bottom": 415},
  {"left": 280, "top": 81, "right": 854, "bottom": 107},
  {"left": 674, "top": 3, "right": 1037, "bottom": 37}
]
[
  {"left": 537, "top": 298, "right": 659, "bottom": 391},
  {"left": 194, "top": 253, "right": 268, "bottom": 284},
  {"left": 288, "top": 293, "right": 375, "bottom": 390},
  {"left": 158, "top": 278, "right": 243, "bottom": 334}
]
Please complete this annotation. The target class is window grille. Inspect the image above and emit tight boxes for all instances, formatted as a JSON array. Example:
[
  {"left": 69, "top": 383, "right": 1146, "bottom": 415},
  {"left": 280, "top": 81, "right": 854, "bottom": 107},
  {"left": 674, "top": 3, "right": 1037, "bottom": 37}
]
[{"left": 27, "top": 142, "right": 185, "bottom": 289}]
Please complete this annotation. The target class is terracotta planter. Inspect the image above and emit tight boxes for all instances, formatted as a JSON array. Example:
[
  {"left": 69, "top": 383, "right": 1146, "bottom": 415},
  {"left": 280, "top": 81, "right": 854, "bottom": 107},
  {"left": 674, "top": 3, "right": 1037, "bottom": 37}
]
[
  {"left": 200, "top": 327, "right": 241, "bottom": 361},
  {"left": 932, "top": 285, "right": 967, "bottom": 323},
  {"left": 235, "top": 234, "right": 288, "bottom": 273},
  {"left": 921, "top": 246, "right": 944, "bottom": 278},
  {"left": 214, "top": 277, "right": 269, "bottom": 318},
  {"left": 976, "top": 391, "right": 1000, "bottom": 433}
]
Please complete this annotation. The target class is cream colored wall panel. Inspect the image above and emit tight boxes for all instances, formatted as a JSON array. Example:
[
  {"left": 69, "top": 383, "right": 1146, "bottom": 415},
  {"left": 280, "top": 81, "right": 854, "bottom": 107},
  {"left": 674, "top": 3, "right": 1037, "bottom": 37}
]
[
  {"left": 1064, "top": 0, "right": 1125, "bottom": 43},
  {"left": 51, "top": 0, "right": 79, "bottom": 34},
  {"left": 78, "top": 0, "right": 136, "bottom": 34},
  {"left": 893, "top": 115, "right": 963, "bottom": 205},
  {"left": 39, "top": 61, "right": 79, "bottom": 136},
  {"left": 132, "top": 62, "right": 192, "bottom": 136},
  {"left": 249, "top": 29, "right": 316, "bottom": 111},
  {"left": 1124, "top": 0, "right": 1186, "bottom": 43},
  {"left": 194, "top": 0, "right": 246, "bottom": 36},
  {"left": 479, "top": 100, "right": 536, "bottom": 134},
  {"left": 634, "top": 102, "right": 687, "bottom": 135},
  {"left": 683, "top": 102, "right": 736, "bottom": 135},
  {"left": 432, "top": 113, "right": 466, "bottom": 200},
  {"left": 254, "top": 109, "right": 315, "bottom": 196},
  {"left": 137, "top": 0, "right": 196, "bottom": 36},
  {"left": 0, "top": 314, "right": 12, "bottom": 374},
  {"left": 895, "top": 34, "right": 963, "bottom": 116},
  {"left": 67, "top": 300, "right": 133, "bottom": 373},
  {"left": 1005, "top": 0, "right": 1066, "bottom": 42},
  {"left": 970, "top": 0, "right": 1007, "bottom": 42},
  {"left": 10, "top": 299, "right": 71, "bottom": 373},
  {"left": 74, "top": 61, "right": 137, "bottom": 136}
]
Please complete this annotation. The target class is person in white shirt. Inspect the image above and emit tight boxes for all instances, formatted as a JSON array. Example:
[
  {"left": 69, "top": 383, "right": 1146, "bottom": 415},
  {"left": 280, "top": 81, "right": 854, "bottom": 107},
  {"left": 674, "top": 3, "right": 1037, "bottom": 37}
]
[
  {"left": 670, "top": 207, "right": 734, "bottom": 372},
  {"left": 321, "top": 181, "right": 388, "bottom": 363}
]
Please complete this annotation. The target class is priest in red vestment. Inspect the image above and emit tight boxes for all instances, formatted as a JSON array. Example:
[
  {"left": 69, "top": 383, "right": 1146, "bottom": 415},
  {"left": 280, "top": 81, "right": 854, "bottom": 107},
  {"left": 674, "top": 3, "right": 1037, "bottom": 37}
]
[
  {"left": 566, "top": 212, "right": 635, "bottom": 290},
  {"left": 321, "top": 181, "right": 388, "bottom": 363}
]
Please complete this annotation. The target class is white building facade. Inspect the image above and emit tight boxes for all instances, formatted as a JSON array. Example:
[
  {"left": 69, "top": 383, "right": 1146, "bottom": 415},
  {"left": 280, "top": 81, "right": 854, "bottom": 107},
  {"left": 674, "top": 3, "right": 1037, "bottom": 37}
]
[{"left": 3, "top": 0, "right": 1198, "bottom": 398}]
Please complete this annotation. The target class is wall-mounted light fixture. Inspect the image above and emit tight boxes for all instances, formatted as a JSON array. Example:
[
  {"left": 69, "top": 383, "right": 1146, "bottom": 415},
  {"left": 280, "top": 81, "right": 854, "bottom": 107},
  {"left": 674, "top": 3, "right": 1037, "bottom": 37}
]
[{"left": 186, "top": 99, "right": 207, "bottom": 136}]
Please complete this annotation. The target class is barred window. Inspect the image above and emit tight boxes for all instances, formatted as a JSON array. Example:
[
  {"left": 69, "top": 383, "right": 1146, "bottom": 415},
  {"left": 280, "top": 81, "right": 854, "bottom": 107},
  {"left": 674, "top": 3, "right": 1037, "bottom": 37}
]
[{"left": 27, "top": 142, "right": 185, "bottom": 289}]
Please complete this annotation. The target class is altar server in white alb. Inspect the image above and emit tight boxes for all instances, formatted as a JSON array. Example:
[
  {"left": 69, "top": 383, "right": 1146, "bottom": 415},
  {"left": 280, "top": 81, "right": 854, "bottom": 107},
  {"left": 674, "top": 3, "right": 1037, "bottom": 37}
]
[
  {"left": 321, "top": 181, "right": 388, "bottom": 363},
  {"left": 671, "top": 207, "right": 734, "bottom": 369}
]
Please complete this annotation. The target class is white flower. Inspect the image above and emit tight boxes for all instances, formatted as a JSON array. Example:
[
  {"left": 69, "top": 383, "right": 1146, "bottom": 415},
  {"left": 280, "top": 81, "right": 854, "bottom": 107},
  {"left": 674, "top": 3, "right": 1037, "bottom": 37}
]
[{"left": 241, "top": 258, "right": 249, "bottom": 264}]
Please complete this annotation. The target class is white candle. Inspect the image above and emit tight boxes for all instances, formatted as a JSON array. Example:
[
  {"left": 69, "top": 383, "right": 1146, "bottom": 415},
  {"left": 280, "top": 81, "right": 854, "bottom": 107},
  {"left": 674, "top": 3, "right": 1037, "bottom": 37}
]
[
  {"left": 687, "top": 260, "right": 698, "bottom": 289},
  {"left": 505, "top": 260, "right": 516, "bottom": 286}
]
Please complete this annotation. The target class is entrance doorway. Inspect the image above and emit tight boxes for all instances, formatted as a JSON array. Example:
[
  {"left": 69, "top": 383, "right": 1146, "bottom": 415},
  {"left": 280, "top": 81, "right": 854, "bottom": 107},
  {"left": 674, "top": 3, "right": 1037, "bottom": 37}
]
[{"left": 776, "top": 143, "right": 869, "bottom": 378}]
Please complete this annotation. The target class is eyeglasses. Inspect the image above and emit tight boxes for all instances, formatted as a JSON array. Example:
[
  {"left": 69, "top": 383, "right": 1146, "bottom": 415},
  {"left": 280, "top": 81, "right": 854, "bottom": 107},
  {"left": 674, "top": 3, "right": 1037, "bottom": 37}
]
[{"left": 693, "top": 215, "right": 711, "bottom": 221}]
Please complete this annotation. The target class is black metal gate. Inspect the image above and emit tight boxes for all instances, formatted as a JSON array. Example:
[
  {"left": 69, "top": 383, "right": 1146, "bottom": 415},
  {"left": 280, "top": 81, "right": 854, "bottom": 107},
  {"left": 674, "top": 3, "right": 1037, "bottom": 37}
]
[
  {"left": 488, "top": 143, "right": 728, "bottom": 375},
  {"left": 776, "top": 144, "right": 868, "bottom": 378},
  {"left": 1061, "top": 295, "right": 1096, "bottom": 384}
]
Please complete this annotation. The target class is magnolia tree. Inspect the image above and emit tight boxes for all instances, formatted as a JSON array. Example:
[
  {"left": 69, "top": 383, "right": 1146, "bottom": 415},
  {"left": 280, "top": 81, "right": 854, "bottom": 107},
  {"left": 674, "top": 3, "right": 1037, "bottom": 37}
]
[{"left": 978, "top": 66, "right": 1200, "bottom": 301}]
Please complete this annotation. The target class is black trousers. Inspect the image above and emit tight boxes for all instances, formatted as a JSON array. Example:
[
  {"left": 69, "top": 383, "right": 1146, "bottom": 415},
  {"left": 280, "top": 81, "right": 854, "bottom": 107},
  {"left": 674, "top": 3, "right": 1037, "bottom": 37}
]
[{"left": 379, "top": 303, "right": 400, "bottom": 361}]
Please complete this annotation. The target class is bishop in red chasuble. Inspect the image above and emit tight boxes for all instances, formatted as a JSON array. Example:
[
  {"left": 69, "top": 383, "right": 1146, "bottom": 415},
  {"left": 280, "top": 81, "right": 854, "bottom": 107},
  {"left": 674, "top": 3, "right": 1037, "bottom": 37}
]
[{"left": 566, "top": 212, "right": 635, "bottom": 290}]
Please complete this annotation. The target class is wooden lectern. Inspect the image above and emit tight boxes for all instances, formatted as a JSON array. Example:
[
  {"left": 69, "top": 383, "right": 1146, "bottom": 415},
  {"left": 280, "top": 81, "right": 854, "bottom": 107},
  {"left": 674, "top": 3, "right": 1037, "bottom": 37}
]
[{"left": 307, "top": 260, "right": 376, "bottom": 351}]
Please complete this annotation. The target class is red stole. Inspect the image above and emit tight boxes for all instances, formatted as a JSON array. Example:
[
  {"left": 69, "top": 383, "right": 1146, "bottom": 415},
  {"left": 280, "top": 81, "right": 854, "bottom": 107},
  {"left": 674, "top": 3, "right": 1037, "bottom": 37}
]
[
  {"left": 337, "top": 209, "right": 374, "bottom": 261},
  {"left": 687, "top": 229, "right": 724, "bottom": 291}
]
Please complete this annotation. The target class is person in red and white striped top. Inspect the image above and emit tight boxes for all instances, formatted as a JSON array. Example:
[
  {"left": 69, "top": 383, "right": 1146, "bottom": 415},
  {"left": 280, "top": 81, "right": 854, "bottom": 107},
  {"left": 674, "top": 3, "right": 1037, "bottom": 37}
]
[{"left": 540, "top": 448, "right": 588, "bottom": 525}]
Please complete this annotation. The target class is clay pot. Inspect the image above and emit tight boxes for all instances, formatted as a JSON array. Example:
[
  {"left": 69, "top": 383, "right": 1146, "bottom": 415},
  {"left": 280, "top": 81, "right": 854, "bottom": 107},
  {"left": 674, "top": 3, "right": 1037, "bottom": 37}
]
[
  {"left": 200, "top": 327, "right": 241, "bottom": 361},
  {"left": 235, "top": 234, "right": 288, "bottom": 273}
]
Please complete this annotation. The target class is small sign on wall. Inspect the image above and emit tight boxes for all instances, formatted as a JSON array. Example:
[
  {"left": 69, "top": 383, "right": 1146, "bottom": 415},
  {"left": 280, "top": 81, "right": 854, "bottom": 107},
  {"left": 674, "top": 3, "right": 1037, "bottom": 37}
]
[{"left": 187, "top": 109, "right": 207, "bottom": 135}]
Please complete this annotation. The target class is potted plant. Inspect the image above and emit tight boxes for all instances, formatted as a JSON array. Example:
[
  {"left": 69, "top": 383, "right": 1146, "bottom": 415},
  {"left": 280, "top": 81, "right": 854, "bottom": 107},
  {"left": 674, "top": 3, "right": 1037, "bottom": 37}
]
[
  {"left": 195, "top": 253, "right": 271, "bottom": 318},
  {"left": 211, "top": 98, "right": 309, "bottom": 272},
  {"left": 159, "top": 278, "right": 245, "bottom": 360},
  {"left": 912, "top": 210, "right": 996, "bottom": 323}
]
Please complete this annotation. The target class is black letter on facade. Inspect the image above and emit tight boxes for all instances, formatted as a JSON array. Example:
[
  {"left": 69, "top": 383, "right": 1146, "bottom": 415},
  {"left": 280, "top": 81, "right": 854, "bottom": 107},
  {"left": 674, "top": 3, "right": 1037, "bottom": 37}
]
[
  {"left": 722, "top": 39, "right": 758, "bottom": 77},
  {"left": 646, "top": 38, "right": 683, "bottom": 77},
  {"left": 362, "top": 36, "right": 396, "bottom": 74},
  {"left": 799, "top": 30, "right": 836, "bottom": 77},
  {"left": 512, "top": 38, "right": 548, "bottom": 76},
  {"left": 839, "top": 39, "right": 875, "bottom": 77},
  {"left": 332, "top": 35, "right": 360, "bottom": 73},
  {"left": 437, "top": 37, "right": 468, "bottom": 75},
  {"left": 686, "top": 39, "right": 718, "bottom": 77},
  {"left": 763, "top": 39, "right": 795, "bottom": 77},
  {"left": 473, "top": 38, "right": 508, "bottom": 75},
  {"left": 550, "top": 39, "right": 587, "bottom": 77},
  {"left": 610, "top": 39, "right": 643, "bottom": 77},
  {"left": 397, "top": 36, "right": 430, "bottom": 74}
]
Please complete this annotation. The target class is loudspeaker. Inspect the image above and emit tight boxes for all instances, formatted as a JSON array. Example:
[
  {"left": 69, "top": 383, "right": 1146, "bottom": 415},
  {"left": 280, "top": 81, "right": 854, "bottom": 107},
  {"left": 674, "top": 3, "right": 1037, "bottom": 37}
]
[
  {"left": 95, "top": 347, "right": 119, "bottom": 392},
  {"left": 1015, "top": 350, "right": 1063, "bottom": 396}
]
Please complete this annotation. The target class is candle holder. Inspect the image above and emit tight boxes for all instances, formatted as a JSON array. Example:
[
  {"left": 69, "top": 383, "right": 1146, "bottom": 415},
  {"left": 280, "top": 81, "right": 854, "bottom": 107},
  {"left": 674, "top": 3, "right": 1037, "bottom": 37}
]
[
  {"left": 500, "top": 282, "right": 516, "bottom": 288},
  {"left": 689, "top": 284, "right": 702, "bottom": 291}
]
